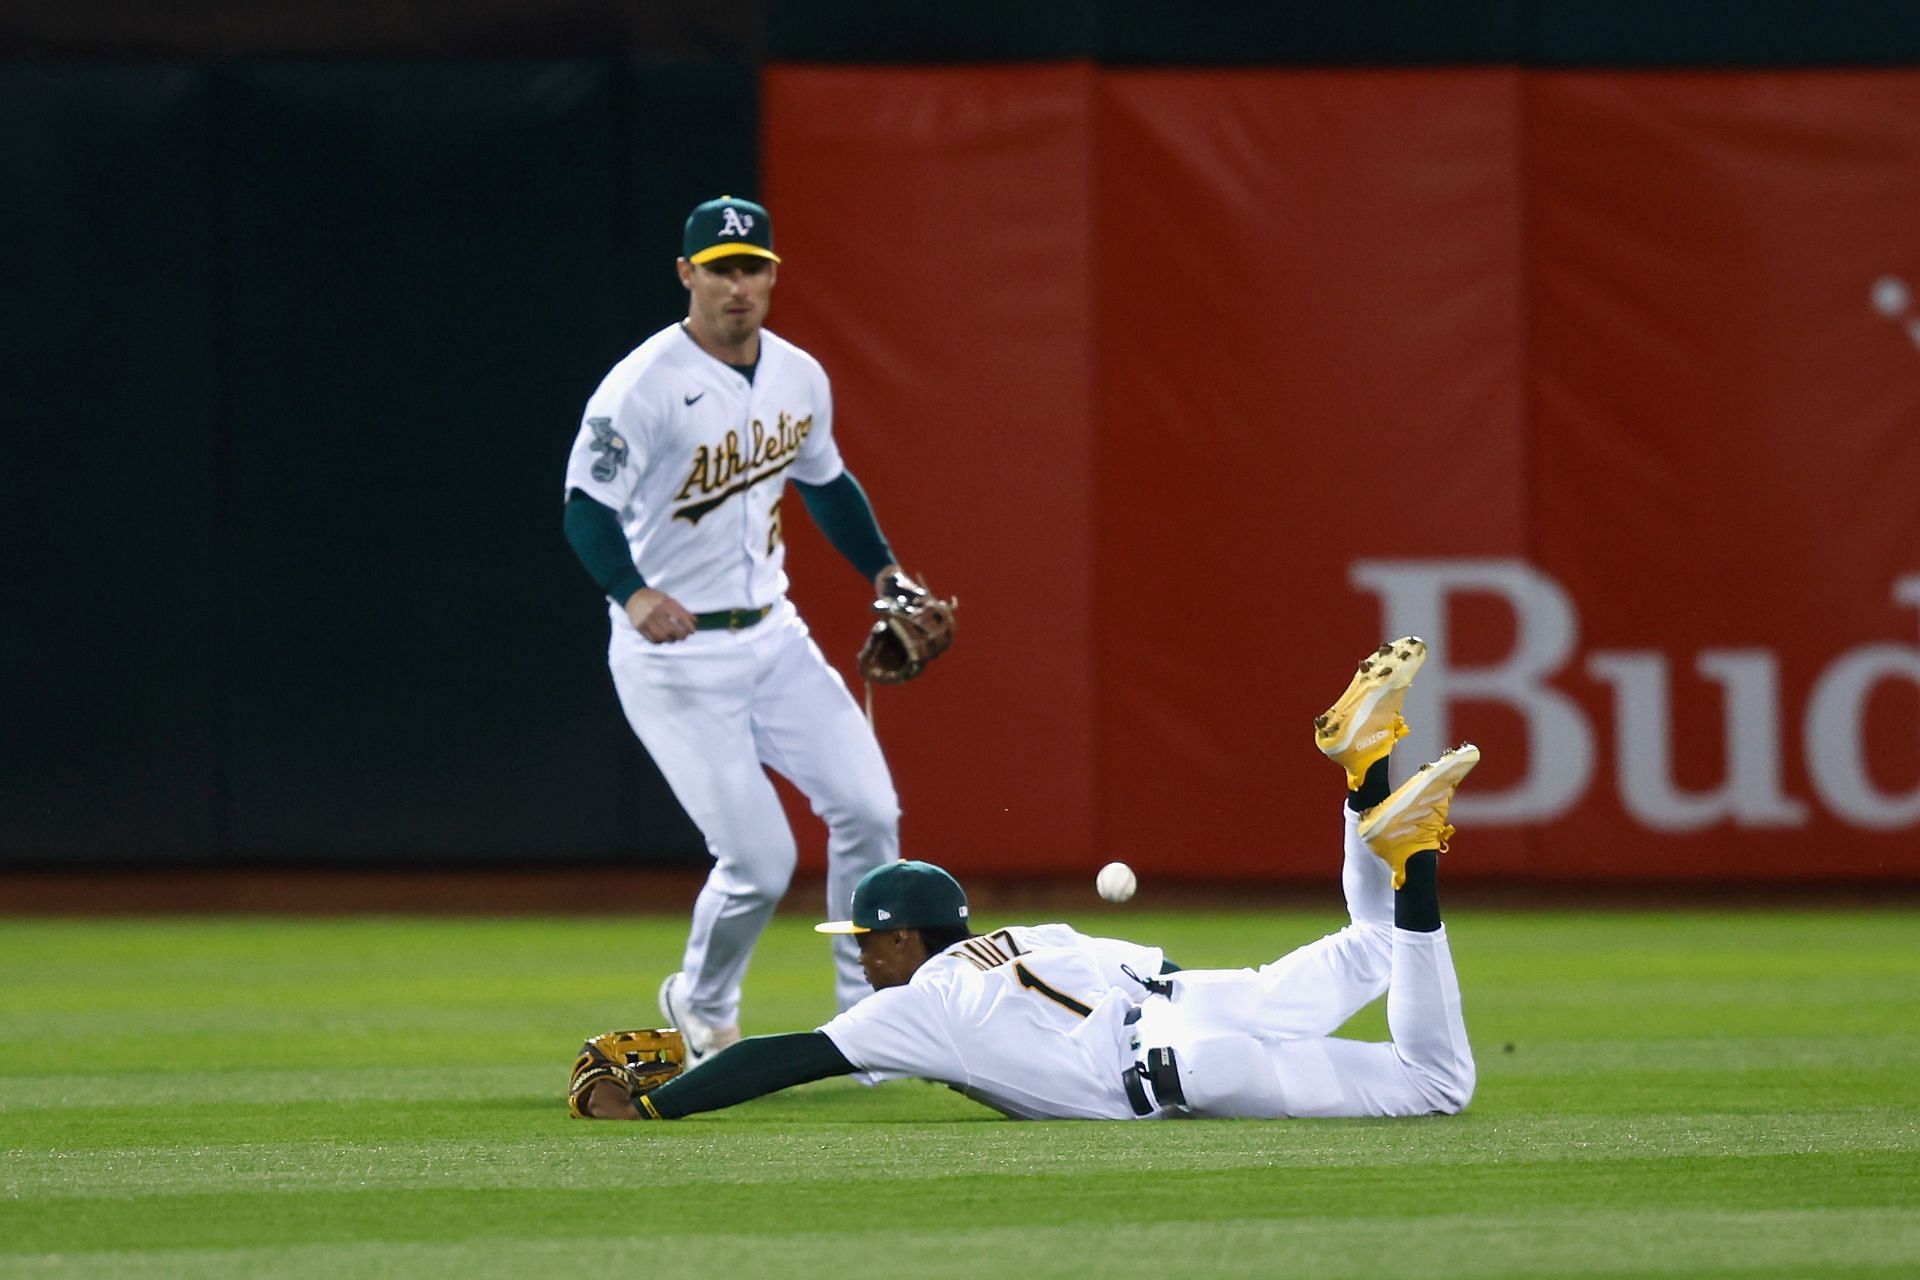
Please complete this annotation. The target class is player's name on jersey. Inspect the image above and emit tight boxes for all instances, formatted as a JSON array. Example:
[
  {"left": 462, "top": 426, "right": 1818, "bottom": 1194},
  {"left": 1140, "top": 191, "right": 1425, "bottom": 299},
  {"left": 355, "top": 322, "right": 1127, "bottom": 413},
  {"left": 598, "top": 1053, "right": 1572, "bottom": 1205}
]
[{"left": 673, "top": 412, "right": 816, "bottom": 522}]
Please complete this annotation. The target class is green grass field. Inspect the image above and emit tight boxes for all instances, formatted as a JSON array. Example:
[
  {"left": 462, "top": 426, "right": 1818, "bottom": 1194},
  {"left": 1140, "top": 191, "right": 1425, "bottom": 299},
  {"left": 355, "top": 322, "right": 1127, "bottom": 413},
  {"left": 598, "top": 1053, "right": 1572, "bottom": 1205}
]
[{"left": 4, "top": 907, "right": 1918, "bottom": 1277}]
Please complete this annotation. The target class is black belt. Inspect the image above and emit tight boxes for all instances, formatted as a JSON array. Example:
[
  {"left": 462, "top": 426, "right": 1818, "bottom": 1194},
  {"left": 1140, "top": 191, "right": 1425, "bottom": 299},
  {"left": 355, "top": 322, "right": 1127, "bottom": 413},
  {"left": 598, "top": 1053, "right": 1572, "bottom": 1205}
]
[
  {"left": 1123, "top": 1046, "right": 1186, "bottom": 1117},
  {"left": 691, "top": 606, "right": 771, "bottom": 632}
]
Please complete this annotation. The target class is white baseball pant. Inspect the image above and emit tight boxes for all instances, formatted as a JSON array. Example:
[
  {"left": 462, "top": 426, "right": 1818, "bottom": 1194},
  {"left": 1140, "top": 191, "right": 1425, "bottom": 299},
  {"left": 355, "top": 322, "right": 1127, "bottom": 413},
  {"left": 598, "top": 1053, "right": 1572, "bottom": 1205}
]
[
  {"left": 1136, "top": 807, "right": 1477, "bottom": 1118},
  {"left": 609, "top": 598, "right": 898, "bottom": 1024}
]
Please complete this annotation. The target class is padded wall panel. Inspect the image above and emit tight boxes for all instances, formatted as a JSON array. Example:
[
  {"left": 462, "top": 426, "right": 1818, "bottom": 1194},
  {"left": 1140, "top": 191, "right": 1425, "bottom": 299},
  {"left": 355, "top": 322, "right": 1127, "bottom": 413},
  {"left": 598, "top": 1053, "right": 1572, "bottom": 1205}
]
[
  {"left": 0, "top": 66, "right": 222, "bottom": 865},
  {"left": 214, "top": 62, "right": 680, "bottom": 862},
  {"left": 1093, "top": 70, "right": 1529, "bottom": 879},
  {"left": 1527, "top": 72, "right": 1920, "bottom": 879},
  {"left": 763, "top": 65, "right": 1098, "bottom": 873}
]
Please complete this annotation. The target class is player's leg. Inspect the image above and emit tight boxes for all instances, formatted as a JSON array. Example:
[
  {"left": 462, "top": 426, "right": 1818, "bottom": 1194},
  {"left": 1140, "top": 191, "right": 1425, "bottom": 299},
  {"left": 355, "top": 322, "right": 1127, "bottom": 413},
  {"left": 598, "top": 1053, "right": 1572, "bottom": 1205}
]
[
  {"left": 1354, "top": 747, "right": 1479, "bottom": 1108},
  {"left": 1318, "top": 636, "right": 1426, "bottom": 924},
  {"left": 1174, "top": 749, "right": 1479, "bottom": 1118},
  {"left": 1178, "top": 969, "right": 1471, "bottom": 1119},
  {"left": 608, "top": 632, "right": 798, "bottom": 1045},
  {"left": 748, "top": 607, "right": 900, "bottom": 1012},
  {"left": 1187, "top": 913, "right": 1474, "bottom": 1117},
  {"left": 1164, "top": 639, "right": 1425, "bottom": 1038}
]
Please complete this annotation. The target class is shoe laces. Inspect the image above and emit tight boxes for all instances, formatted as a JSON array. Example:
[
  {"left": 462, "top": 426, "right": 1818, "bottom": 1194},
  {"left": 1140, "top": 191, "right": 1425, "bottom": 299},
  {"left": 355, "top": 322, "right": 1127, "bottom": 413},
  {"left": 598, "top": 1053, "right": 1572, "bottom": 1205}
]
[{"left": 1400, "top": 808, "right": 1454, "bottom": 853}]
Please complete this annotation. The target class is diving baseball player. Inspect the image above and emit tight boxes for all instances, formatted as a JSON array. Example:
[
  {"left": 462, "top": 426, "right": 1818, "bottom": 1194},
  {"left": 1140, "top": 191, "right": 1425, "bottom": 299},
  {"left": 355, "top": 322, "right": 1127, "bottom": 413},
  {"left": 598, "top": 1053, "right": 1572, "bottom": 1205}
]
[
  {"left": 561, "top": 196, "right": 947, "bottom": 1061},
  {"left": 571, "top": 638, "right": 1481, "bottom": 1122}
]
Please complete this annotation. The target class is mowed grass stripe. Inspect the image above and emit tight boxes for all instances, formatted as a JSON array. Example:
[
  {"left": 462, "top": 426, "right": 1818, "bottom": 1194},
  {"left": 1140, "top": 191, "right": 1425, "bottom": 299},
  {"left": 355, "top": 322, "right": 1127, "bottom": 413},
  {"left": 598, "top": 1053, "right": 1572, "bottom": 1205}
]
[
  {"left": 4, "top": 1153, "right": 1915, "bottom": 1253},
  {"left": 8, "top": 1112, "right": 1919, "bottom": 1197},
  {"left": 0, "top": 1209, "right": 1914, "bottom": 1280}
]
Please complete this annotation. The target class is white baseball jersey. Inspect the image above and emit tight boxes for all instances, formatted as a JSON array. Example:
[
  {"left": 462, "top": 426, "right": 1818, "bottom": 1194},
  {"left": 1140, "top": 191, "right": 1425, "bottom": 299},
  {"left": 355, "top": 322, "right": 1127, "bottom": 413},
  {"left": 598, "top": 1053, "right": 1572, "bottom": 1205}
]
[
  {"left": 819, "top": 924, "right": 1166, "bottom": 1120},
  {"left": 563, "top": 323, "right": 844, "bottom": 617}
]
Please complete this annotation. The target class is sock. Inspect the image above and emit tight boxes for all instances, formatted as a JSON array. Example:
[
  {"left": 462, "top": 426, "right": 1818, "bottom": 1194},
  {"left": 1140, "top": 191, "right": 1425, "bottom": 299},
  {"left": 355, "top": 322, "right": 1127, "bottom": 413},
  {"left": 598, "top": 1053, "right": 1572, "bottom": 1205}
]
[
  {"left": 1395, "top": 850, "right": 1441, "bottom": 932},
  {"left": 1347, "top": 756, "right": 1392, "bottom": 814}
]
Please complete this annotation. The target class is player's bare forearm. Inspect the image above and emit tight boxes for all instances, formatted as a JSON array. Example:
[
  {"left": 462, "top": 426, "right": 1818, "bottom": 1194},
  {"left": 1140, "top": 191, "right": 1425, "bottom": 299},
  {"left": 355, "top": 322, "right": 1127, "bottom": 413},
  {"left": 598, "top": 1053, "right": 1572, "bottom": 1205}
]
[{"left": 637, "top": 1031, "right": 855, "bottom": 1119}]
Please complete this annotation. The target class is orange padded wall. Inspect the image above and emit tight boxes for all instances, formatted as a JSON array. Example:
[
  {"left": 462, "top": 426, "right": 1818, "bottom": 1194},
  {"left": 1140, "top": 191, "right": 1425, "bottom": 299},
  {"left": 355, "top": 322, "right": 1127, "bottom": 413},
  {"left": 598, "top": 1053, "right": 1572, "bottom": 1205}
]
[
  {"left": 763, "top": 65, "right": 1920, "bottom": 882},
  {"left": 1091, "top": 70, "right": 1529, "bottom": 880},
  {"left": 1524, "top": 72, "right": 1920, "bottom": 880},
  {"left": 764, "top": 66, "right": 1100, "bottom": 873}
]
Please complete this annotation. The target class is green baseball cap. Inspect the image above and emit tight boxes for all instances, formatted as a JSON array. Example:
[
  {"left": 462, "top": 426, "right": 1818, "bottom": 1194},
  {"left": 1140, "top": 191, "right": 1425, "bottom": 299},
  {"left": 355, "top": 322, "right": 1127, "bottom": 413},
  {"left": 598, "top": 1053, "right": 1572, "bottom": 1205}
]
[
  {"left": 682, "top": 195, "right": 781, "bottom": 266},
  {"left": 816, "top": 860, "right": 970, "bottom": 935}
]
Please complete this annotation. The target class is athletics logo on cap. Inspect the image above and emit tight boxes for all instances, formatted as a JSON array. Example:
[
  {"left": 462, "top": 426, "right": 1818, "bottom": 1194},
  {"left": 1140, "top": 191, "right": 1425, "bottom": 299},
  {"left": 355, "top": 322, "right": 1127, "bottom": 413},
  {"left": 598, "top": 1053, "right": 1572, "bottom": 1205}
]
[
  {"left": 816, "top": 861, "right": 969, "bottom": 935},
  {"left": 683, "top": 196, "right": 781, "bottom": 266}
]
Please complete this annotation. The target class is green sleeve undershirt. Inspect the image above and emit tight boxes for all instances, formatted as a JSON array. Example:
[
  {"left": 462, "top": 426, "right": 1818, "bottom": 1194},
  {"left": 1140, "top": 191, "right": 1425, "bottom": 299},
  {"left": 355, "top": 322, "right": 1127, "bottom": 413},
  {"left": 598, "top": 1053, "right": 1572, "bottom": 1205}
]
[
  {"left": 794, "top": 470, "right": 895, "bottom": 583},
  {"left": 647, "top": 1031, "right": 854, "bottom": 1119},
  {"left": 647, "top": 971, "right": 1178, "bottom": 1119},
  {"left": 565, "top": 470, "right": 892, "bottom": 605},
  {"left": 563, "top": 489, "right": 645, "bottom": 605}
]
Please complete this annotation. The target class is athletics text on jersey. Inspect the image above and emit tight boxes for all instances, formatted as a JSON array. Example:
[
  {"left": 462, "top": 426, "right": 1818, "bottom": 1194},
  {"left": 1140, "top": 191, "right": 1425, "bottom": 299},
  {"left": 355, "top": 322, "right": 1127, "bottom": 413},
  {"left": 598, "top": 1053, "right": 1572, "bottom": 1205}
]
[{"left": 564, "top": 324, "right": 843, "bottom": 617}]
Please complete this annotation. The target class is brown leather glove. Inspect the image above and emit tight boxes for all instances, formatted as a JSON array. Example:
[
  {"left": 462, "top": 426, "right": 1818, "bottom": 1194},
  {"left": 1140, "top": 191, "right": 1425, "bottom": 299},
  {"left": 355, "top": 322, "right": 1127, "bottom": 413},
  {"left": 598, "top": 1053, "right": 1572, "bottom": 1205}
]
[{"left": 856, "top": 571, "right": 957, "bottom": 684}]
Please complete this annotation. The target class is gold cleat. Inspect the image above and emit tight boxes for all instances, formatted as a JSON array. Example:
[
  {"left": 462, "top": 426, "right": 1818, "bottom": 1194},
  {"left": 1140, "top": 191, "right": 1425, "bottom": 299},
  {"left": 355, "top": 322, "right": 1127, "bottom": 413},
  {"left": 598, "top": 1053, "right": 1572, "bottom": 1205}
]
[
  {"left": 1314, "top": 636, "right": 1427, "bottom": 788},
  {"left": 1358, "top": 745, "right": 1480, "bottom": 889}
]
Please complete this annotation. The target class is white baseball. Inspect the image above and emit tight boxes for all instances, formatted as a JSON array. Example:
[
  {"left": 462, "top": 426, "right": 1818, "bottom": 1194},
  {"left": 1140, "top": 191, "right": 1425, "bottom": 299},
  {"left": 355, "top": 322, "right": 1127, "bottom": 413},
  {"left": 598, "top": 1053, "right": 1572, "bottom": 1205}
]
[
  {"left": 1095, "top": 861, "right": 1137, "bottom": 903},
  {"left": 1871, "top": 275, "right": 1910, "bottom": 317}
]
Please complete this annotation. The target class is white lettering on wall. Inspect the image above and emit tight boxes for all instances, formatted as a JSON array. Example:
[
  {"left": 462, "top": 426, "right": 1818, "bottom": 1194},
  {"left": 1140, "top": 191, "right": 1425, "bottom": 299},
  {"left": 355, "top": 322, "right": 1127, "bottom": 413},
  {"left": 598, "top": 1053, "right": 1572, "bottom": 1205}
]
[
  {"left": 1586, "top": 650, "right": 1808, "bottom": 831},
  {"left": 1804, "top": 576, "right": 1920, "bottom": 829},
  {"left": 1351, "top": 560, "right": 1920, "bottom": 831},
  {"left": 1349, "top": 559, "right": 1594, "bottom": 823}
]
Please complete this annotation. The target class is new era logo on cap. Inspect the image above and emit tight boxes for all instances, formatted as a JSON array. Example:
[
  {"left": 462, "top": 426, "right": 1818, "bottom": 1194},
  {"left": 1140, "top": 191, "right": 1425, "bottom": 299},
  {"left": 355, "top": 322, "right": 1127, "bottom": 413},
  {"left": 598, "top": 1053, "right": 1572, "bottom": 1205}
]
[
  {"left": 877, "top": 909, "right": 892, "bottom": 921},
  {"left": 683, "top": 196, "right": 780, "bottom": 266}
]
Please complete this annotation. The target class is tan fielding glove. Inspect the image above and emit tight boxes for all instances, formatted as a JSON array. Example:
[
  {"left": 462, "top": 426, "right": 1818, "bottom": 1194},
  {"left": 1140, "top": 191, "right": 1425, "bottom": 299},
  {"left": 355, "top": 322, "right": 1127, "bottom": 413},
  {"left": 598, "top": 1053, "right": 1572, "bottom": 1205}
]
[
  {"left": 856, "top": 570, "right": 957, "bottom": 684},
  {"left": 567, "top": 1028, "right": 687, "bottom": 1119}
]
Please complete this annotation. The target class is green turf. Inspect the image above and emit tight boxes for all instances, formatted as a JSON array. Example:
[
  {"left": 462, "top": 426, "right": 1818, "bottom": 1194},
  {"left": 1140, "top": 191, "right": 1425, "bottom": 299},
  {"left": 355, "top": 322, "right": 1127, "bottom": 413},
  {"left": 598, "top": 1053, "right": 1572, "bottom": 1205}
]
[{"left": 3, "top": 909, "right": 1918, "bottom": 1277}]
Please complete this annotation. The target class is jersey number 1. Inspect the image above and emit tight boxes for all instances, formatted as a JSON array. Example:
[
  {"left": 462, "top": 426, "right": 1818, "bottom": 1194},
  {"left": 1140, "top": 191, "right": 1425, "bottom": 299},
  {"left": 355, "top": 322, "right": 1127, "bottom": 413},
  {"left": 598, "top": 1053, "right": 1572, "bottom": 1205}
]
[{"left": 1014, "top": 963, "right": 1093, "bottom": 1018}]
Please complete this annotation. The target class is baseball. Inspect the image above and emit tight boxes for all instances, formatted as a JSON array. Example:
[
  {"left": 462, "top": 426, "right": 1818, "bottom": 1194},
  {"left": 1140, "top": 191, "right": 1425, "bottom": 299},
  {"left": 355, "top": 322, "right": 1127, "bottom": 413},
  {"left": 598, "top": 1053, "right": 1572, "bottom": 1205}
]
[
  {"left": 1096, "top": 861, "right": 1137, "bottom": 903},
  {"left": 1871, "top": 275, "right": 1910, "bottom": 317}
]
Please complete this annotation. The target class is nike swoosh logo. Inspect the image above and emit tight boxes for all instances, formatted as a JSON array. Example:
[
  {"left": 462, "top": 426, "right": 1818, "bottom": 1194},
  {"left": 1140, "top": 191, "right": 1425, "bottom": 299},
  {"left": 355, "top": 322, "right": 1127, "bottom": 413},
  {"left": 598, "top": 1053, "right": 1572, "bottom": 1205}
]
[{"left": 684, "top": 392, "right": 705, "bottom": 406}]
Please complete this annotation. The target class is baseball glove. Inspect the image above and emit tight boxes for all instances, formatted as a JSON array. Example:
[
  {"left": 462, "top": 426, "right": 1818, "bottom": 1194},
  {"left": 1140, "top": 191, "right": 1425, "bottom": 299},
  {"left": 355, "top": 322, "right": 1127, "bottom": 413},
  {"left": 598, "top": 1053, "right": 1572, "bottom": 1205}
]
[
  {"left": 856, "top": 570, "right": 957, "bottom": 684},
  {"left": 567, "top": 1027, "right": 687, "bottom": 1119}
]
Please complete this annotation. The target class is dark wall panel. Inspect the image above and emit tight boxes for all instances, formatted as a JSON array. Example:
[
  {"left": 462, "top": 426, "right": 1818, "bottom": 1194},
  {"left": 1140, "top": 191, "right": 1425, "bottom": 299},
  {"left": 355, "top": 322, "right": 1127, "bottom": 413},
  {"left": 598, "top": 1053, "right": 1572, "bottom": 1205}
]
[
  {"left": 0, "top": 66, "right": 222, "bottom": 863},
  {"left": 3, "top": 57, "right": 755, "bottom": 870},
  {"left": 1, "top": 1, "right": 765, "bottom": 59},
  {"left": 768, "top": 0, "right": 1096, "bottom": 62},
  {"left": 767, "top": 0, "right": 1920, "bottom": 67},
  {"left": 1529, "top": 2, "right": 1920, "bottom": 67},
  {"left": 210, "top": 61, "right": 681, "bottom": 863},
  {"left": 625, "top": 62, "right": 765, "bottom": 322},
  {"left": 1096, "top": 0, "right": 1522, "bottom": 65}
]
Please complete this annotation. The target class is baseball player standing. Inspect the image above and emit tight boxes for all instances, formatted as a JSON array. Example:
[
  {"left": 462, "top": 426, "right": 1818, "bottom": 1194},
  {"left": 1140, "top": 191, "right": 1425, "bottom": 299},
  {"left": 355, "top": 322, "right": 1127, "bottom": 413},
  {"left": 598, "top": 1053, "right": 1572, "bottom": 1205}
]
[
  {"left": 571, "top": 637, "right": 1481, "bottom": 1122},
  {"left": 561, "top": 196, "right": 946, "bottom": 1060}
]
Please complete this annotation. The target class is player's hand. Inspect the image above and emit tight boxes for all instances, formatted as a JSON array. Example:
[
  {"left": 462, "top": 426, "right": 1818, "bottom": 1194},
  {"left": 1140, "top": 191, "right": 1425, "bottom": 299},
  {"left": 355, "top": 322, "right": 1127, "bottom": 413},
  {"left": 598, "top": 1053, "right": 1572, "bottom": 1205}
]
[
  {"left": 626, "top": 589, "right": 698, "bottom": 644},
  {"left": 872, "top": 564, "right": 929, "bottom": 604}
]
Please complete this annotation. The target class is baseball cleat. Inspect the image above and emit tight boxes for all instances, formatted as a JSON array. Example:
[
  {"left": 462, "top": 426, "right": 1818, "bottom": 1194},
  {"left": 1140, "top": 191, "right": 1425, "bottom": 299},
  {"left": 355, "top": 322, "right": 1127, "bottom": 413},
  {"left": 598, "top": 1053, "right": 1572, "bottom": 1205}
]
[
  {"left": 1315, "top": 636, "right": 1427, "bottom": 788},
  {"left": 1358, "top": 744, "right": 1480, "bottom": 890},
  {"left": 657, "top": 973, "right": 741, "bottom": 1066}
]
